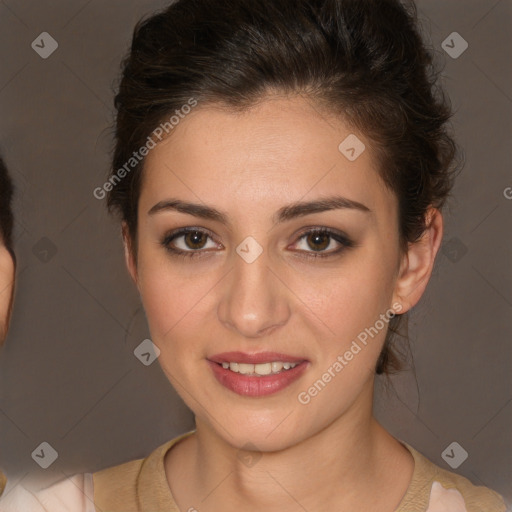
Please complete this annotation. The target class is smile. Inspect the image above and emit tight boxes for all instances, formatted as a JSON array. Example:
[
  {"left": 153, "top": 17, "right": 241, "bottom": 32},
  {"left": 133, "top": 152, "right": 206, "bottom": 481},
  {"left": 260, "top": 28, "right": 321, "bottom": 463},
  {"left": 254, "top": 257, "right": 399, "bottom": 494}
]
[
  {"left": 207, "top": 352, "right": 309, "bottom": 397},
  {"left": 219, "top": 361, "right": 299, "bottom": 376}
]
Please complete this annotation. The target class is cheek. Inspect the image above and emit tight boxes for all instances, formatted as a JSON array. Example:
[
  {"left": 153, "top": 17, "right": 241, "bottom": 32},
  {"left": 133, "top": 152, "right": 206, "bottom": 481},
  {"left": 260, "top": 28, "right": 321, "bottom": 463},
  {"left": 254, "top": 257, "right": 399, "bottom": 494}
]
[
  {"left": 294, "top": 265, "right": 397, "bottom": 419},
  {"left": 297, "top": 254, "right": 396, "bottom": 343},
  {"left": 136, "top": 255, "right": 216, "bottom": 354},
  {"left": 0, "top": 255, "right": 14, "bottom": 340},
  {"left": 139, "top": 273, "right": 180, "bottom": 337}
]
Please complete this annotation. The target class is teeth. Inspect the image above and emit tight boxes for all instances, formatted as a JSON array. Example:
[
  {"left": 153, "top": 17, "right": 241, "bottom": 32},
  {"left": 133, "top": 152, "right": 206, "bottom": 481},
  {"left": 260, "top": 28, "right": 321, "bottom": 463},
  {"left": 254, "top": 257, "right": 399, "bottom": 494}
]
[
  {"left": 255, "top": 363, "right": 272, "bottom": 375},
  {"left": 271, "top": 362, "right": 283, "bottom": 372},
  {"left": 219, "top": 361, "right": 299, "bottom": 376},
  {"left": 238, "top": 363, "right": 254, "bottom": 374}
]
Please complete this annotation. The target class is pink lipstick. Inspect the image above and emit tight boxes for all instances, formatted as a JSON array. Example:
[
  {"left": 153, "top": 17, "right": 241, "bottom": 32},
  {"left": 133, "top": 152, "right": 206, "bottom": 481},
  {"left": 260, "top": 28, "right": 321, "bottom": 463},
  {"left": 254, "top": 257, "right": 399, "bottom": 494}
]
[{"left": 208, "top": 351, "right": 309, "bottom": 397}]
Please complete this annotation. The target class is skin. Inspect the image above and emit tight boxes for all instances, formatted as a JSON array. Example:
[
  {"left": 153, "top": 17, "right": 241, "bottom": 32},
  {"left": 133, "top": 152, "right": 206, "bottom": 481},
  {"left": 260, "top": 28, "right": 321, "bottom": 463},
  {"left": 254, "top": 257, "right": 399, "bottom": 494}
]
[
  {"left": 124, "top": 94, "right": 443, "bottom": 511},
  {"left": 0, "top": 242, "right": 14, "bottom": 345},
  {"left": 0, "top": 239, "right": 13, "bottom": 495}
]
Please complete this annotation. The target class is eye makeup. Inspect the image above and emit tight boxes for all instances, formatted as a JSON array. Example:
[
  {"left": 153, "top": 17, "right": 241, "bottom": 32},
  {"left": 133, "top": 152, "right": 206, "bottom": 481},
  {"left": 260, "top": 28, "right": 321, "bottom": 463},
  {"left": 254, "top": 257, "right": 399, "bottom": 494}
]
[{"left": 160, "top": 225, "right": 357, "bottom": 261}]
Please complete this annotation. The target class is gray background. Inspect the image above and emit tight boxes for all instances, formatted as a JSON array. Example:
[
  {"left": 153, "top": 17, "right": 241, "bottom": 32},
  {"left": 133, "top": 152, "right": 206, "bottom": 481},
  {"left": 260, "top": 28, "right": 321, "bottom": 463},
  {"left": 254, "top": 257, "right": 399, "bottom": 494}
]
[{"left": 0, "top": 0, "right": 510, "bottom": 505}]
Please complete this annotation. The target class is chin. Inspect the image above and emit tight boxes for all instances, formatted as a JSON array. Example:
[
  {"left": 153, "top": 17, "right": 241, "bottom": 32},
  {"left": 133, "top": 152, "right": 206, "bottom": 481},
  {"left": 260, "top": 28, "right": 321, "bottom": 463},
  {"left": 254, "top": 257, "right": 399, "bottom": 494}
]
[{"left": 201, "top": 406, "right": 311, "bottom": 453}]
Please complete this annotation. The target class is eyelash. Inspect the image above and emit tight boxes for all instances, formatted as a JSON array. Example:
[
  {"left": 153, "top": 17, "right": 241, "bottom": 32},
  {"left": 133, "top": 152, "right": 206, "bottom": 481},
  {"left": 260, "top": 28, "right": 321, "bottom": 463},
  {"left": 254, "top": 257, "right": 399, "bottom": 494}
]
[{"left": 161, "top": 227, "right": 355, "bottom": 261}]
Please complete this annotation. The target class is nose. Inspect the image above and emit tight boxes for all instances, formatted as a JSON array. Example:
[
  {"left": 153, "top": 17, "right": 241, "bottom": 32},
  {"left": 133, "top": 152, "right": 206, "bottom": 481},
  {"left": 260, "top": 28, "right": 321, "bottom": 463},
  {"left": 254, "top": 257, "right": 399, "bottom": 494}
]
[{"left": 217, "top": 249, "right": 291, "bottom": 339}]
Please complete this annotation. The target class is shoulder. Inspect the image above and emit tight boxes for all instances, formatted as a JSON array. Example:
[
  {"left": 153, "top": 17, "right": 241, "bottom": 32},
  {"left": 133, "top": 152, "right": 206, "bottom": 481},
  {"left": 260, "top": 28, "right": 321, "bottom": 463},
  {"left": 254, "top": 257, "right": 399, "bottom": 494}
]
[
  {"left": 92, "top": 454, "right": 146, "bottom": 511},
  {"left": 0, "top": 471, "right": 6, "bottom": 496},
  {"left": 399, "top": 442, "right": 508, "bottom": 512},
  {"left": 93, "top": 431, "right": 194, "bottom": 511},
  {"left": 0, "top": 473, "right": 94, "bottom": 512},
  {"left": 430, "top": 466, "right": 506, "bottom": 511}
]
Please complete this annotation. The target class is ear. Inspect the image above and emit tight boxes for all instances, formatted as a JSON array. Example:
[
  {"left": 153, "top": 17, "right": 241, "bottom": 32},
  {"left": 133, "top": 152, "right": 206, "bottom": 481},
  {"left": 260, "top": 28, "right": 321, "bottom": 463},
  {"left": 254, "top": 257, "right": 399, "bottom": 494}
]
[
  {"left": 392, "top": 207, "right": 444, "bottom": 313},
  {"left": 0, "top": 245, "right": 15, "bottom": 345},
  {"left": 122, "top": 222, "right": 139, "bottom": 290}
]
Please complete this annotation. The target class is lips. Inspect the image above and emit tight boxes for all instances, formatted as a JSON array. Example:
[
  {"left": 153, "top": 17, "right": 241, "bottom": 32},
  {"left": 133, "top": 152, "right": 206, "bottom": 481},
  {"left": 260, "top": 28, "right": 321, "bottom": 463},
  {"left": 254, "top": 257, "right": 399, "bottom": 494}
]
[
  {"left": 208, "top": 351, "right": 306, "bottom": 365},
  {"left": 207, "top": 351, "right": 309, "bottom": 397}
]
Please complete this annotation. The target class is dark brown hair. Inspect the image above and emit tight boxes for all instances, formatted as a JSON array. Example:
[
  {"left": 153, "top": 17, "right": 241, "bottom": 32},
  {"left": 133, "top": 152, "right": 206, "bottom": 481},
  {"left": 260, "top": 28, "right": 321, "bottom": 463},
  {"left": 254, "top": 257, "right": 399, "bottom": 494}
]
[
  {"left": 107, "top": 0, "right": 461, "bottom": 374},
  {"left": 0, "top": 155, "right": 14, "bottom": 259}
]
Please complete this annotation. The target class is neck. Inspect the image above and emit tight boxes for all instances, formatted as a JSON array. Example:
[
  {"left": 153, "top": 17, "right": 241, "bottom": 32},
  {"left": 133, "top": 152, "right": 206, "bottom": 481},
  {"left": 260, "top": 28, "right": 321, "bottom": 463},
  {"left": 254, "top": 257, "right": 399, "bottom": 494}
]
[{"left": 166, "top": 382, "right": 414, "bottom": 511}]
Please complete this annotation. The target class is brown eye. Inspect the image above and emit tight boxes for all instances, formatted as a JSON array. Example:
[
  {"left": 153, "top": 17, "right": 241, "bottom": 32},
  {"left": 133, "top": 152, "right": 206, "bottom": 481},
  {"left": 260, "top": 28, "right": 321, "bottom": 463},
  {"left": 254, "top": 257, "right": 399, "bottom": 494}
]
[
  {"left": 292, "top": 228, "right": 355, "bottom": 259},
  {"left": 305, "top": 232, "right": 330, "bottom": 252},
  {"left": 184, "top": 230, "right": 208, "bottom": 250},
  {"left": 161, "top": 227, "right": 219, "bottom": 259}
]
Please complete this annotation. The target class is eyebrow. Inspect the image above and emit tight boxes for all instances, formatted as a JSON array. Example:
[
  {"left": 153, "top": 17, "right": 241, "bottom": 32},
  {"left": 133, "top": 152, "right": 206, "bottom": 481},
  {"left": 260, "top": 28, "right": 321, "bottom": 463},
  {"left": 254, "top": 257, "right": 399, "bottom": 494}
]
[{"left": 148, "top": 195, "right": 371, "bottom": 227}]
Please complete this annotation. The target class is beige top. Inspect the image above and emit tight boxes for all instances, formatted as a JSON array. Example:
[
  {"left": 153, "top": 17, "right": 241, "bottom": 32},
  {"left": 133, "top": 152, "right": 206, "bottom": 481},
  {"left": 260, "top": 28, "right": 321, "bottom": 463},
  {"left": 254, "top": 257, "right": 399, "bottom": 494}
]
[
  {"left": 0, "top": 470, "right": 6, "bottom": 496},
  {"left": 0, "top": 431, "right": 507, "bottom": 511},
  {"left": 93, "top": 430, "right": 507, "bottom": 512}
]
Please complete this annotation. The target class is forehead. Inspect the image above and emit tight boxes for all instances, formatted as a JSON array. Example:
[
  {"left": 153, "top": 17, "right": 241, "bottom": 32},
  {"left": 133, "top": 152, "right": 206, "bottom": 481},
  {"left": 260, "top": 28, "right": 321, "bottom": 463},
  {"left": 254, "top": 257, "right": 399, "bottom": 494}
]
[{"left": 140, "top": 95, "right": 396, "bottom": 221}]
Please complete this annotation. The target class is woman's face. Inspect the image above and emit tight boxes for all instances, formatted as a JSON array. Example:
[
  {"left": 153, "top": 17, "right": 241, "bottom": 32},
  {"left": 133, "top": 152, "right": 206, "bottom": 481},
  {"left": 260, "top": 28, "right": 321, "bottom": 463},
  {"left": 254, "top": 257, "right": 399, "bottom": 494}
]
[
  {"left": 128, "top": 95, "right": 422, "bottom": 450},
  {"left": 0, "top": 243, "right": 14, "bottom": 344}
]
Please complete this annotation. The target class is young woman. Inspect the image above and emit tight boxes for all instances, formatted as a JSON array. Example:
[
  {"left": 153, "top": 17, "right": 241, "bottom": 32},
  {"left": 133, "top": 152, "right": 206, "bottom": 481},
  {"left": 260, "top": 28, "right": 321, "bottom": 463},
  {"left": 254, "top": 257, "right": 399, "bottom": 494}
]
[
  {"left": 0, "top": 155, "right": 16, "bottom": 496},
  {"left": 0, "top": 0, "right": 507, "bottom": 510}
]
